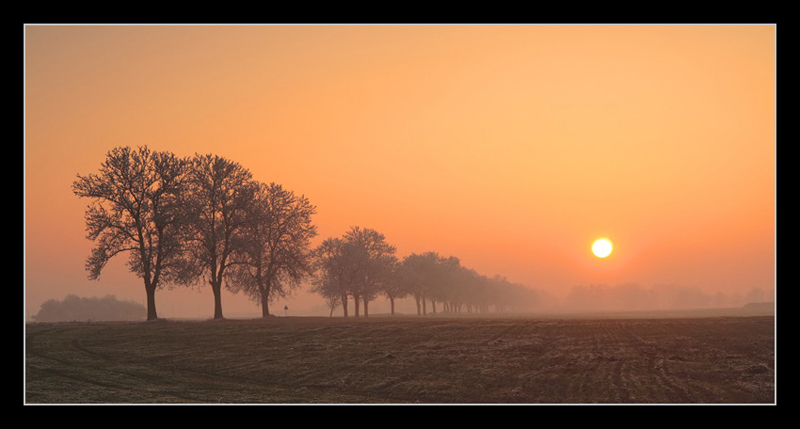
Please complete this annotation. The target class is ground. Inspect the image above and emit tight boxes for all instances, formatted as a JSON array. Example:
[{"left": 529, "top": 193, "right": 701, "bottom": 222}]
[{"left": 25, "top": 311, "right": 775, "bottom": 404}]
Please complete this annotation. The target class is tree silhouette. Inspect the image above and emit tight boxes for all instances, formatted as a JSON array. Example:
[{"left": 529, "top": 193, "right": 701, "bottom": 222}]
[
  {"left": 311, "top": 227, "right": 397, "bottom": 317},
  {"left": 381, "top": 260, "right": 406, "bottom": 315},
  {"left": 179, "top": 153, "right": 255, "bottom": 319},
  {"left": 342, "top": 227, "right": 397, "bottom": 317},
  {"left": 72, "top": 146, "right": 187, "bottom": 321},
  {"left": 227, "top": 182, "right": 317, "bottom": 317},
  {"left": 431, "top": 255, "right": 462, "bottom": 313},
  {"left": 392, "top": 252, "right": 539, "bottom": 315},
  {"left": 311, "top": 237, "right": 352, "bottom": 317},
  {"left": 398, "top": 252, "right": 441, "bottom": 315}
]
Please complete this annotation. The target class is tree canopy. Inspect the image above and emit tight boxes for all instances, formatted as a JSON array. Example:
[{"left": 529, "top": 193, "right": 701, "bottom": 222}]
[
  {"left": 178, "top": 153, "right": 257, "bottom": 319},
  {"left": 227, "top": 182, "right": 317, "bottom": 317},
  {"left": 310, "top": 227, "right": 398, "bottom": 317},
  {"left": 72, "top": 146, "right": 187, "bottom": 320}
]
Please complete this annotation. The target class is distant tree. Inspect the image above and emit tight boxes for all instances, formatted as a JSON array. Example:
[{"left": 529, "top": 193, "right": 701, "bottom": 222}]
[
  {"left": 745, "top": 287, "right": 767, "bottom": 304},
  {"left": 227, "top": 182, "right": 317, "bottom": 317},
  {"left": 459, "top": 268, "right": 486, "bottom": 314},
  {"left": 342, "top": 227, "right": 397, "bottom": 317},
  {"left": 399, "top": 252, "right": 442, "bottom": 315},
  {"left": 311, "top": 227, "right": 397, "bottom": 317},
  {"left": 179, "top": 154, "right": 256, "bottom": 319},
  {"left": 397, "top": 253, "right": 424, "bottom": 315},
  {"left": 320, "top": 288, "right": 341, "bottom": 317},
  {"left": 310, "top": 237, "right": 352, "bottom": 317},
  {"left": 33, "top": 295, "right": 146, "bottom": 322},
  {"left": 72, "top": 146, "right": 187, "bottom": 321},
  {"left": 381, "top": 260, "right": 407, "bottom": 315},
  {"left": 433, "top": 255, "right": 462, "bottom": 313}
]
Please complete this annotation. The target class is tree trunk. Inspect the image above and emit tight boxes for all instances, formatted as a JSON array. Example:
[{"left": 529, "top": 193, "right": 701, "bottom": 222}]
[
  {"left": 145, "top": 282, "right": 158, "bottom": 321},
  {"left": 211, "top": 280, "right": 224, "bottom": 319},
  {"left": 341, "top": 294, "right": 349, "bottom": 317},
  {"left": 390, "top": 297, "right": 395, "bottom": 315},
  {"left": 261, "top": 290, "right": 271, "bottom": 317},
  {"left": 354, "top": 294, "right": 361, "bottom": 317},
  {"left": 260, "top": 277, "right": 271, "bottom": 317},
  {"left": 363, "top": 299, "right": 369, "bottom": 317}
]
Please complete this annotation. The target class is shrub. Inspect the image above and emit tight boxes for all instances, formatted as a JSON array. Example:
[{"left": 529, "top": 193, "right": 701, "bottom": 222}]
[{"left": 33, "top": 295, "right": 147, "bottom": 322}]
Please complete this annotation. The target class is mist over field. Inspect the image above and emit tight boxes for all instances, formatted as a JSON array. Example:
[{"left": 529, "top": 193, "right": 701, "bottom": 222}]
[
  {"left": 30, "top": 282, "right": 774, "bottom": 322},
  {"left": 287, "top": 282, "right": 774, "bottom": 318}
]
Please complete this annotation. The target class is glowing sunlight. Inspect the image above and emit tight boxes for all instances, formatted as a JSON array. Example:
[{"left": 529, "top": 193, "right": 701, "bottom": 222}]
[{"left": 592, "top": 238, "right": 613, "bottom": 258}]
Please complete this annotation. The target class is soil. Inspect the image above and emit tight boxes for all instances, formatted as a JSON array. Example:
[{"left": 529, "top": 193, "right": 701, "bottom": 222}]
[{"left": 25, "top": 313, "right": 775, "bottom": 404}]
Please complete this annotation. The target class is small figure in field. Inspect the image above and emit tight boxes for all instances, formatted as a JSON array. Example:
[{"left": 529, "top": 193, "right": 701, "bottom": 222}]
[{"left": 284, "top": 305, "right": 289, "bottom": 316}]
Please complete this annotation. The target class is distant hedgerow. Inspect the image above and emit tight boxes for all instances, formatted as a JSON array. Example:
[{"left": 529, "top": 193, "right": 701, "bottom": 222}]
[{"left": 33, "top": 295, "right": 147, "bottom": 322}]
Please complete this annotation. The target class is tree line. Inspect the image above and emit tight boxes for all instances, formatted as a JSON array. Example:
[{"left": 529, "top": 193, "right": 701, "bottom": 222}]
[
  {"left": 73, "top": 146, "right": 536, "bottom": 321},
  {"left": 311, "top": 232, "right": 538, "bottom": 317},
  {"left": 73, "top": 146, "right": 317, "bottom": 321},
  {"left": 33, "top": 295, "right": 147, "bottom": 322}
]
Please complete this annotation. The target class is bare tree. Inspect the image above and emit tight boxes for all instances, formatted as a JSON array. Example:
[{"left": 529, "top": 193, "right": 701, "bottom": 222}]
[
  {"left": 341, "top": 227, "right": 397, "bottom": 317},
  {"left": 72, "top": 146, "right": 187, "bottom": 321},
  {"left": 381, "top": 260, "right": 406, "bottom": 315},
  {"left": 310, "top": 227, "right": 396, "bottom": 317},
  {"left": 321, "top": 289, "right": 341, "bottom": 317},
  {"left": 432, "top": 255, "right": 462, "bottom": 313},
  {"left": 227, "top": 182, "right": 317, "bottom": 317},
  {"left": 180, "top": 153, "right": 255, "bottom": 319},
  {"left": 398, "top": 252, "right": 440, "bottom": 315},
  {"left": 311, "top": 237, "right": 355, "bottom": 317}
]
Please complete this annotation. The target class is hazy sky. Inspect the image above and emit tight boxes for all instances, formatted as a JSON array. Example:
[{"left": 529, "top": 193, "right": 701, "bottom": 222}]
[{"left": 24, "top": 24, "right": 775, "bottom": 319}]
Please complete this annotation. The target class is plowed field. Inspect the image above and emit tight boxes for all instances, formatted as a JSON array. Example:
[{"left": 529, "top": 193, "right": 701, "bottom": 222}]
[{"left": 25, "top": 314, "right": 775, "bottom": 404}]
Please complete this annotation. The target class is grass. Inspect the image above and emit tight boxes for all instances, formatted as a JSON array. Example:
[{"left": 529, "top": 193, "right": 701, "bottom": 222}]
[{"left": 25, "top": 311, "right": 775, "bottom": 404}]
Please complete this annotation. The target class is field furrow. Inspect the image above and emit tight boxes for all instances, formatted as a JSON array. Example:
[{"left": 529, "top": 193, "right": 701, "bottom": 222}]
[{"left": 25, "top": 315, "right": 775, "bottom": 404}]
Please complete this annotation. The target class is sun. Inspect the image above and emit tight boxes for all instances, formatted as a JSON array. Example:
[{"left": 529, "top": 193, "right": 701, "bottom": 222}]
[{"left": 592, "top": 238, "right": 613, "bottom": 258}]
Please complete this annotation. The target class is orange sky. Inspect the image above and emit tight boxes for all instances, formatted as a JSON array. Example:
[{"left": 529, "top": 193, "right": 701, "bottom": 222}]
[{"left": 24, "top": 24, "right": 776, "bottom": 319}]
